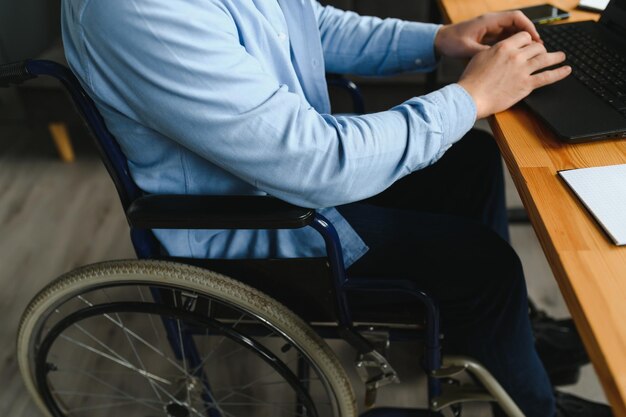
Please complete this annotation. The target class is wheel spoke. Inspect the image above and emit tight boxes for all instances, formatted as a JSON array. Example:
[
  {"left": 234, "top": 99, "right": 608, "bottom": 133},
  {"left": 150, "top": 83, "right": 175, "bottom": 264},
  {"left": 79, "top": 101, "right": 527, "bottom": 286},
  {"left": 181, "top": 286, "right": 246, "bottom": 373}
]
[
  {"left": 137, "top": 286, "right": 168, "bottom": 354},
  {"left": 58, "top": 334, "right": 171, "bottom": 385},
  {"left": 212, "top": 390, "right": 313, "bottom": 417},
  {"left": 71, "top": 322, "right": 131, "bottom": 363},
  {"left": 190, "top": 312, "right": 248, "bottom": 375},
  {"left": 212, "top": 378, "right": 320, "bottom": 392},
  {"left": 65, "top": 399, "right": 148, "bottom": 412},
  {"left": 176, "top": 317, "right": 192, "bottom": 406},
  {"left": 209, "top": 332, "right": 278, "bottom": 364},
  {"left": 215, "top": 357, "right": 298, "bottom": 404},
  {"left": 55, "top": 368, "right": 164, "bottom": 412},
  {"left": 122, "top": 327, "right": 164, "bottom": 401},
  {"left": 101, "top": 289, "right": 164, "bottom": 402},
  {"left": 51, "top": 390, "right": 162, "bottom": 404},
  {"left": 76, "top": 295, "right": 193, "bottom": 378},
  {"left": 150, "top": 382, "right": 207, "bottom": 417}
]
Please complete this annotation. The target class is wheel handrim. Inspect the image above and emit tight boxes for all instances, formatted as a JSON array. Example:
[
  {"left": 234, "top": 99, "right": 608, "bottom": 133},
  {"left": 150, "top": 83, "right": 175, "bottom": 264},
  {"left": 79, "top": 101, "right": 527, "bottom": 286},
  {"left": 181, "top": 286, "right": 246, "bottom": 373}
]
[{"left": 30, "top": 283, "right": 340, "bottom": 417}]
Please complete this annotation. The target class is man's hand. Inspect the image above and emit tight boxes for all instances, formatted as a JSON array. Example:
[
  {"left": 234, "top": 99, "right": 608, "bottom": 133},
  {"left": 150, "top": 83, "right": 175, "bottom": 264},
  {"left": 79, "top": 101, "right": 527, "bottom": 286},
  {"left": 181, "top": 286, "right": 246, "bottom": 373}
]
[
  {"left": 458, "top": 31, "right": 571, "bottom": 119},
  {"left": 435, "top": 11, "right": 541, "bottom": 58}
]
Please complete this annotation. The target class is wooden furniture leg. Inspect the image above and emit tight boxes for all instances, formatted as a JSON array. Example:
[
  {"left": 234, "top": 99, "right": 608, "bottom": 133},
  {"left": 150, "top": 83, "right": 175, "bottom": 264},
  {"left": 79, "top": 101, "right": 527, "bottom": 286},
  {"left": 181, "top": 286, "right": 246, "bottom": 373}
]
[{"left": 48, "top": 122, "right": 75, "bottom": 163}]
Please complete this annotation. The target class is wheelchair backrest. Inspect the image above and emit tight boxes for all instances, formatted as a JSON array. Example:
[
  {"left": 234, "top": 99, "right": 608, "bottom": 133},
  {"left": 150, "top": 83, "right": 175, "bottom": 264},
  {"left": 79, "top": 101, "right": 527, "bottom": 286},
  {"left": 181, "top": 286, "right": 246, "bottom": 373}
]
[
  {"left": 0, "top": 60, "right": 143, "bottom": 211},
  {"left": 0, "top": 59, "right": 354, "bottom": 324}
]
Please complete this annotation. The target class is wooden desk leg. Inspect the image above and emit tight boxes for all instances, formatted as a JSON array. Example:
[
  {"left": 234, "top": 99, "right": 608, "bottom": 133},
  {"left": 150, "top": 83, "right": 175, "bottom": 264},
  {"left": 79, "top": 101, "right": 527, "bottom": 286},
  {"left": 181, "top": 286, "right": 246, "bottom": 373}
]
[{"left": 48, "top": 122, "right": 76, "bottom": 163}]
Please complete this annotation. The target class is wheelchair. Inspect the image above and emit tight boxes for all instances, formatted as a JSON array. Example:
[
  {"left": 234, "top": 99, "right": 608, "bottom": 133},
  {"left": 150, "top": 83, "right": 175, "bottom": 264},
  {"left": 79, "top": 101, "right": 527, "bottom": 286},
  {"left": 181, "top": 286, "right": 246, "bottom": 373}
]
[{"left": 2, "top": 59, "right": 524, "bottom": 417}]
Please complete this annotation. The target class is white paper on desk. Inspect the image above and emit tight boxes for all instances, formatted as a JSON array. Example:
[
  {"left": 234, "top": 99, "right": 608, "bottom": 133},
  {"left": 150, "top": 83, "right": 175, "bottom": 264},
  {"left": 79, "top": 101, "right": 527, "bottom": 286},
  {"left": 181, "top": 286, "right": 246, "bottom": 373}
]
[
  {"left": 559, "top": 164, "right": 626, "bottom": 245},
  {"left": 578, "top": 0, "right": 609, "bottom": 11}
]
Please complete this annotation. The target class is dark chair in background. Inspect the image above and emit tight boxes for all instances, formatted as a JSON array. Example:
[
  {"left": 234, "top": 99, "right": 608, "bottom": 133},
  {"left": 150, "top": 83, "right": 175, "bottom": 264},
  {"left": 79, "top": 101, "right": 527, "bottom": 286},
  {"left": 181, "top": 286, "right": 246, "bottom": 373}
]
[{"left": 0, "top": 0, "right": 76, "bottom": 162}]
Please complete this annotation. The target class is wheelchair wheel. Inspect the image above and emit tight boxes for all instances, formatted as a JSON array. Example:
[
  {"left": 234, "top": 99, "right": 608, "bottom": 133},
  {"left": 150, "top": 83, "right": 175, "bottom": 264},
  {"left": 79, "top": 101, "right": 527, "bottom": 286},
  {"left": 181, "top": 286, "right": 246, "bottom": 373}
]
[{"left": 17, "top": 260, "right": 356, "bottom": 417}]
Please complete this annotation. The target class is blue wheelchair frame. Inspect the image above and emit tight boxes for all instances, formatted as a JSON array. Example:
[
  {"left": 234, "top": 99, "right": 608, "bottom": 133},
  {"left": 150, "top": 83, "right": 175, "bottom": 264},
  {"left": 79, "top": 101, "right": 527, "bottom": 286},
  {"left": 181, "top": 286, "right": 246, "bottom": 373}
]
[{"left": 3, "top": 59, "right": 446, "bottom": 415}]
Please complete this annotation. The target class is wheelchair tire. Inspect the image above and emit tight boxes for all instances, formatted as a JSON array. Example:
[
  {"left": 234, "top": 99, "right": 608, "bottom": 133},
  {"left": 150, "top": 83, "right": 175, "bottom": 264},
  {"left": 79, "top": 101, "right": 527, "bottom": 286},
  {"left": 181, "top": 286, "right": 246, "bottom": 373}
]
[{"left": 17, "top": 260, "right": 356, "bottom": 417}]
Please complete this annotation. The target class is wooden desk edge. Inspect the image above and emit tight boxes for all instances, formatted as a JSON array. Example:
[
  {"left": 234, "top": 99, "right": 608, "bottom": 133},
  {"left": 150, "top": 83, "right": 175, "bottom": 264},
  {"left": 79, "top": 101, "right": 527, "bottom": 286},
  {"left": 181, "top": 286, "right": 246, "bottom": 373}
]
[
  {"left": 437, "top": 0, "right": 626, "bottom": 415},
  {"left": 489, "top": 115, "right": 626, "bottom": 417}
]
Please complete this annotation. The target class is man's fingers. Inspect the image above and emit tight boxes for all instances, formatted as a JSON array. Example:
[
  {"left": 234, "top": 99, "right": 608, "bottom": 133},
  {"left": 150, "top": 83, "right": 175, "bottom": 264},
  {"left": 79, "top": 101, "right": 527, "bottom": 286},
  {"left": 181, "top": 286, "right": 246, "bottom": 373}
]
[
  {"left": 464, "top": 41, "right": 491, "bottom": 55},
  {"left": 508, "top": 10, "right": 542, "bottom": 43},
  {"left": 483, "top": 11, "right": 542, "bottom": 43},
  {"left": 529, "top": 50, "right": 566, "bottom": 71},
  {"left": 531, "top": 65, "right": 572, "bottom": 88},
  {"left": 519, "top": 41, "right": 548, "bottom": 59},
  {"left": 499, "top": 30, "right": 534, "bottom": 49}
]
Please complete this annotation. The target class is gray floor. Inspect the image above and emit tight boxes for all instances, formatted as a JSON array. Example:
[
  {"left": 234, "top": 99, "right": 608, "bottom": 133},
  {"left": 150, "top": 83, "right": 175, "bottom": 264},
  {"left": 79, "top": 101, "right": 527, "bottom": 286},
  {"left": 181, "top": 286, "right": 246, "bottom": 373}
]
[{"left": 0, "top": 119, "right": 609, "bottom": 416}]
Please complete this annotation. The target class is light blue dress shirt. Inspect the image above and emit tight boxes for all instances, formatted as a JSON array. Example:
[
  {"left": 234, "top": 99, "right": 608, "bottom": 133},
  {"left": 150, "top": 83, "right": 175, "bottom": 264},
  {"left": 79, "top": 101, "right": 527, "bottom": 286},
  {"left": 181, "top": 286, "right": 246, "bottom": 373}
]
[{"left": 61, "top": 0, "right": 476, "bottom": 266}]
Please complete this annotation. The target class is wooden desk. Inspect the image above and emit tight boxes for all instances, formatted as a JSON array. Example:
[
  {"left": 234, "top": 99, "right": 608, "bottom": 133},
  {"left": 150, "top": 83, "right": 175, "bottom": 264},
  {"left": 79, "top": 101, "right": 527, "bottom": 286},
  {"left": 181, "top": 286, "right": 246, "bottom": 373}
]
[{"left": 436, "top": 1, "right": 626, "bottom": 415}]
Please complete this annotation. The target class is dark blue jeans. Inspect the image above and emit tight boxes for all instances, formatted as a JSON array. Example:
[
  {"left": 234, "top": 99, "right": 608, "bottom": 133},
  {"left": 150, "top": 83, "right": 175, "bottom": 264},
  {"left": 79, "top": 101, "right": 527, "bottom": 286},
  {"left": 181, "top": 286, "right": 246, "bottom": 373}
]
[{"left": 338, "top": 130, "right": 555, "bottom": 417}]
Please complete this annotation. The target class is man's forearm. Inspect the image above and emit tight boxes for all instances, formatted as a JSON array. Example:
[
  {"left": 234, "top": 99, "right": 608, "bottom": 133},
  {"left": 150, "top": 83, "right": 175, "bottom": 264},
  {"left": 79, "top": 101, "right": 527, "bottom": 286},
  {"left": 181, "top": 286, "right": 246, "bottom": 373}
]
[{"left": 313, "top": 1, "right": 441, "bottom": 76}]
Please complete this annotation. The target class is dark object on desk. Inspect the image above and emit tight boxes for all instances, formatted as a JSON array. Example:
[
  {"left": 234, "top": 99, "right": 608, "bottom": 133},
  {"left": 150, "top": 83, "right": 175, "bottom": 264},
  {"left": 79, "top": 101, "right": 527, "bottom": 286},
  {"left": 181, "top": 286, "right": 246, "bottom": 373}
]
[
  {"left": 524, "top": 0, "right": 626, "bottom": 143},
  {"left": 517, "top": 4, "right": 570, "bottom": 24}
]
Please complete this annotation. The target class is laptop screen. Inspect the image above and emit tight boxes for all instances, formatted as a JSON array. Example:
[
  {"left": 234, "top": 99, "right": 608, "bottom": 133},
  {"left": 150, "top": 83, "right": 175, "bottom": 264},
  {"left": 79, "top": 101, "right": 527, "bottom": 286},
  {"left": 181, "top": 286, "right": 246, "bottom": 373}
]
[{"left": 601, "top": 0, "right": 626, "bottom": 34}]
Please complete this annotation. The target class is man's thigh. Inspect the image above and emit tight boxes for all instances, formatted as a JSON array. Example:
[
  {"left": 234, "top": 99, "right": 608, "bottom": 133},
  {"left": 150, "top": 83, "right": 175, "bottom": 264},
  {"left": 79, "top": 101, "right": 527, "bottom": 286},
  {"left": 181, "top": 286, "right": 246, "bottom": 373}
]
[
  {"left": 338, "top": 201, "right": 525, "bottom": 339},
  {"left": 340, "top": 202, "right": 518, "bottom": 296}
]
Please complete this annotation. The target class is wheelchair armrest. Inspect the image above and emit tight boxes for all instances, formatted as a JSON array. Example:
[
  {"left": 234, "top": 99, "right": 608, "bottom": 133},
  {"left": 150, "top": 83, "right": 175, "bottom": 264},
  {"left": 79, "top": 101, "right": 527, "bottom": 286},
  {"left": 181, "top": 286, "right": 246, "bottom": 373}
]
[{"left": 126, "top": 195, "right": 315, "bottom": 230}]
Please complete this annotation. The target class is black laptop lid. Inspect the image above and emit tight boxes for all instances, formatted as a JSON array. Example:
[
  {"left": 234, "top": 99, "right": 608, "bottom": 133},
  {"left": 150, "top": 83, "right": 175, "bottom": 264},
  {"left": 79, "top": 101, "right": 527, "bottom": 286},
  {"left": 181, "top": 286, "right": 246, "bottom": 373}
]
[
  {"left": 524, "top": 0, "right": 626, "bottom": 142},
  {"left": 600, "top": 0, "right": 626, "bottom": 36}
]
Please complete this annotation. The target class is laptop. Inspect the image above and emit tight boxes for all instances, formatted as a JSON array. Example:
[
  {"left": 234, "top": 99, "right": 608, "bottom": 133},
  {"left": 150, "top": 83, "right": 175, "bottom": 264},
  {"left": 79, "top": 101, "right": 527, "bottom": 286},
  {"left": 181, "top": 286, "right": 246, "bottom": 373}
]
[{"left": 524, "top": 0, "right": 626, "bottom": 142}]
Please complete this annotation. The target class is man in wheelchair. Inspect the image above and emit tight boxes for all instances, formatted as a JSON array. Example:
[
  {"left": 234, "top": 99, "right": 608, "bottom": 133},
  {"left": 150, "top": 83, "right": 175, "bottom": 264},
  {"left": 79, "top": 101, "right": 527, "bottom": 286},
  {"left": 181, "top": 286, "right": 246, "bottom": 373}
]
[{"left": 40, "top": 0, "right": 609, "bottom": 416}]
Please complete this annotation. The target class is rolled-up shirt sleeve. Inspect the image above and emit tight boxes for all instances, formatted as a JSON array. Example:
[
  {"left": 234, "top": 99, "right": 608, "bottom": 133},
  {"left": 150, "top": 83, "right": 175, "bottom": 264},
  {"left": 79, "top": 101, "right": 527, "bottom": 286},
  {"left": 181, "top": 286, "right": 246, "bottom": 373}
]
[
  {"left": 79, "top": 0, "right": 475, "bottom": 209},
  {"left": 311, "top": 0, "right": 441, "bottom": 75}
]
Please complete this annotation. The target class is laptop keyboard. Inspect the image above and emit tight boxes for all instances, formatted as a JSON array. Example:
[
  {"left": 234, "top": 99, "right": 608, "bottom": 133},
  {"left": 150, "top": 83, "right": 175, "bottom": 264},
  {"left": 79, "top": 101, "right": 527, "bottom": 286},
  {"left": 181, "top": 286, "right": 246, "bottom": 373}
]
[{"left": 540, "top": 24, "right": 626, "bottom": 117}]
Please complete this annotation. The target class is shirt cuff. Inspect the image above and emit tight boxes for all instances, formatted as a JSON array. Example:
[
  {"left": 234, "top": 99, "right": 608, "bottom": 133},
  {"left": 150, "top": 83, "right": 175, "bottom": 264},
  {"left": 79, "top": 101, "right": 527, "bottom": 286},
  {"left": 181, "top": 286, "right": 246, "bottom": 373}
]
[
  {"left": 425, "top": 83, "right": 477, "bottom": 149},
  {"left": 396, "top": 22, "right": 442, "bottom": 72}
]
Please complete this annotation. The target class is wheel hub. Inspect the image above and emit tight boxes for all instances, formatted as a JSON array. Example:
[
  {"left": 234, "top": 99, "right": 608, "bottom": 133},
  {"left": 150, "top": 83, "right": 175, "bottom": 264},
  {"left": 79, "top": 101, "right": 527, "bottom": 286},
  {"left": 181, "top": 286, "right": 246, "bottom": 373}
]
[{"left": 165, "top": 402, "right": 190, "bottom": 417}]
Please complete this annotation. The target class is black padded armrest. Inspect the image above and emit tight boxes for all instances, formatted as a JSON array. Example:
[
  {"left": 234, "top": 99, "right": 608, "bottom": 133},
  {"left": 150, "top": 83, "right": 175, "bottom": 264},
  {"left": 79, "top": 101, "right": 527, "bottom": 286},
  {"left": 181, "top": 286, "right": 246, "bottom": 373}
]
[{"left": 126, "top": 195, "right": 315, "bottom": 230}]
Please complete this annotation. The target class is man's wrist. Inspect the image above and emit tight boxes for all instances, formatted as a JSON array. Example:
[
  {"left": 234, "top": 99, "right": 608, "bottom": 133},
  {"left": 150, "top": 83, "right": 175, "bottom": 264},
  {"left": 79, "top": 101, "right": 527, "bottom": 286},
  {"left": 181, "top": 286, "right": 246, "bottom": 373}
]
[
  {"left": 433, "top": 24, "right": 449, "bottom": 59},
  {"left": 457, "top": 79, "right": 486, "bottom": 119}
]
